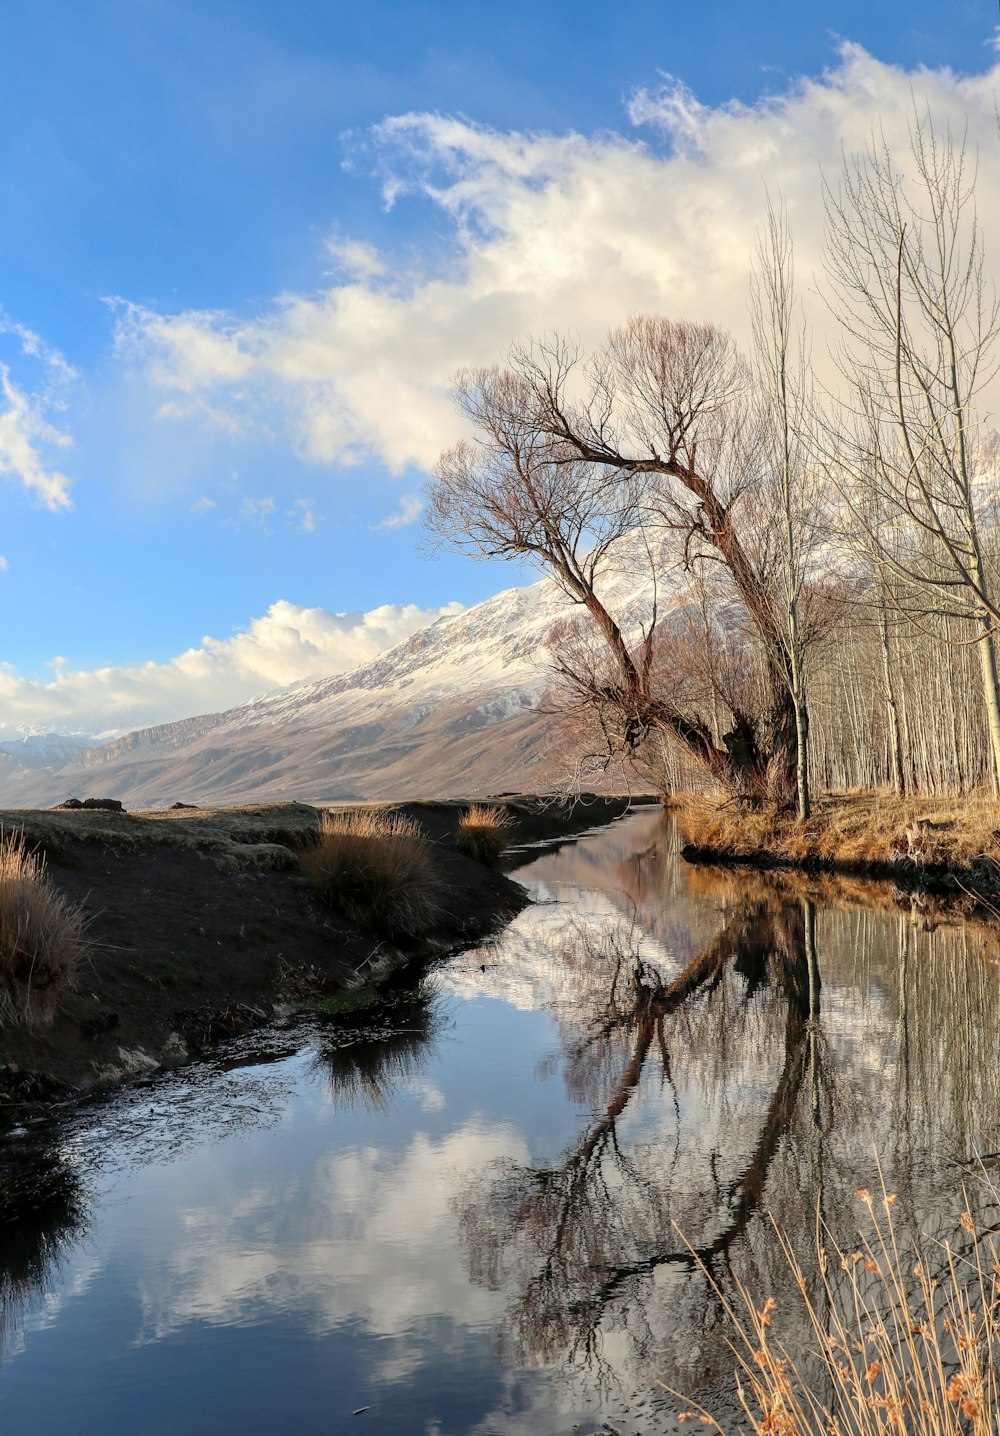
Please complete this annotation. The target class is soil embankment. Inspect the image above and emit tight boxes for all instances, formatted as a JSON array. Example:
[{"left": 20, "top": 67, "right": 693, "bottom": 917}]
[{"left": 0, "top": 793, "right": 651, "bottom": 1100}]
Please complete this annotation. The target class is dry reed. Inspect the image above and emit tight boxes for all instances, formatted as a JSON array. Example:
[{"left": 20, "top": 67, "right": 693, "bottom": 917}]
[
  {"left": 674, "top": 1177, "right": 1000, "bottom": 1435},
  {"left": 675, "top": 793, "right": 1000, "bottom": 875},
  {"left": 0, "top": 830, "right": 86, "bottom": 1027},
  {"left": 455, "top": 804, "right": 514, "bottom": 866},
  {"left": 302, "top": 808, "right": 442, "bottom": 938}
]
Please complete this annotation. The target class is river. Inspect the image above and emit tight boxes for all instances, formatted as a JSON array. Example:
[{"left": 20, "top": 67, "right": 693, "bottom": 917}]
[{"left": 1, "top": 808, "right": 999, "bottom": 1434}]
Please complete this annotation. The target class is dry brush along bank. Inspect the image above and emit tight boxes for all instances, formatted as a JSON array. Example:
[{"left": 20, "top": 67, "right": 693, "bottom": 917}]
[
  {"left": 676, "top": 793, "right": 1000, "bottom": 903},
  {"left": 0, "top": 793, "right": 644, "bottom": 1105}
]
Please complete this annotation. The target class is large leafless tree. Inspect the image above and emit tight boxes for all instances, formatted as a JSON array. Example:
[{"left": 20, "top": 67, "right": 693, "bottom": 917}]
[{"left": 427, "top": 318, "right": 830, "bottom": 808}]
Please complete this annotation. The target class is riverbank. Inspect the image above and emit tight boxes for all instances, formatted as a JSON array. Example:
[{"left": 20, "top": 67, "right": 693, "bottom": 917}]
[
  {"left": 0, "top": 793, "right": 652, "bottom": 1101},
  {"left": 675, "top": 791, "right": 1000, "bottom": 902}
]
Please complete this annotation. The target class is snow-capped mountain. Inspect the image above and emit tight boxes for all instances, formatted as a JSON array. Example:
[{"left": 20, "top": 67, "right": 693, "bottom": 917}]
[
  {"left": 0, "top": 547, "right": 691, "bottom": 809},
  {"left": 0, "top": 733, "right": 97, "bottom": 768}
]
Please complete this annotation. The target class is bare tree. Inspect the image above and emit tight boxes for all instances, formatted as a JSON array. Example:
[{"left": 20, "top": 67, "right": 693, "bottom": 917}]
[
  {"left": 427, "top": 320, "right": 832, "bottom": 807},
  {"left": 750, "top": 195, "right": 827, "bottom": 818},
  {"left": 825, "top": 112, "right": 1000, "bottom": 789}
]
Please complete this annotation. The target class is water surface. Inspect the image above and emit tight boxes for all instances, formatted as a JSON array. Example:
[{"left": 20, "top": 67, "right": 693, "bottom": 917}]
[{"left": 1, "top": 810, "right": 999, "bottom": 1434}]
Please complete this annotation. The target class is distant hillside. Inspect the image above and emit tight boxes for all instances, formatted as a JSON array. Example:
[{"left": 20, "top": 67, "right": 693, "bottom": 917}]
[{"left": 0, "top": 548, "right": 695, "bottom": 809}]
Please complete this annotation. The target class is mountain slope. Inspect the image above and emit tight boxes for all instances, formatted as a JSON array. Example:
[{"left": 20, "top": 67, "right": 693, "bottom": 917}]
[{"left": 0, "top": 552, "right": 690, "bottom": 809}]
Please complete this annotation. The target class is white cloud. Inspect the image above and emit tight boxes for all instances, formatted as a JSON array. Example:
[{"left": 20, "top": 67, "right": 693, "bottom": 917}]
[
  {"left": 0, "top": 314, "right": 77, "bottom": 510},
  {"left": 189, "top": 495, "right": 216, "bottom": 514},
  {"left": 372, "top": 493, "right": 422, "bottom": 530},
  {"left": 112, "top": 46, "right": 1000, "bottom": 480},
  {"left": 0, "top": 364, "right": 73, "bottom": 511},
  {"left": 0, "top": 597, "right": 463, "bottom": 739},
  {"left": 287, "top": 497, "right": 320, "bottom": 532}
]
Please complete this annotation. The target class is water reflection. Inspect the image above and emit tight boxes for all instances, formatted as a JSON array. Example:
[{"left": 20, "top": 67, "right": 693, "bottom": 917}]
[
  {"left": 315, "top": 988, "right": 438, "bottom": 1110},
  {"left": 450, "top": 825, "right": 1000, "bottom": 1401},
  {"left": 0, "top": 1130, "right": 86, "bottom": 1354},
  {"left": 2, "top": 816, "right": 1000, "bottom": 1432},
  {"left": 453, "top": 894, "right": 828, "bottom": 1392}
]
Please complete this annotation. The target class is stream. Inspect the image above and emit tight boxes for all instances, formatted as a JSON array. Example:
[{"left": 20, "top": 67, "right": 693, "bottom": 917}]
[{"left": 1, "top": 808, "right": 999, "bottom": 1435}]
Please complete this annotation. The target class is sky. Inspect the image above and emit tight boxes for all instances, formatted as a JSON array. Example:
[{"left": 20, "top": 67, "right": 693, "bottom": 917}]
[{"left": 2, "top": 0, "right": 1000, "bottom": 739}]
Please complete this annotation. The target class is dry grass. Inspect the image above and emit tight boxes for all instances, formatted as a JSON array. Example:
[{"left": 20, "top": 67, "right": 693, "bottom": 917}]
[
  {"left": 302, "top": 808, "right": 442, "bottom": 939},
  {"left": 674, "top": 1178, "right": 1000, "bottom": 1436},
  {"left": 0, "top": 830, "right": 86, "bottom": 1028},
  {"left": 454, "top": 804, "right": 515, "bottom": 866},
  {"left": 675, "top": 792, "right": 1000, "bottom": 876}
]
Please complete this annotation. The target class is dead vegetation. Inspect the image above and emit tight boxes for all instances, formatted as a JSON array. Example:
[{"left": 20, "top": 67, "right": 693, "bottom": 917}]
[
  {"left": 0, "top": 831, "right": 87, "bottom": 1028},
  {"left": 454, "top": 803, "right": 514, "bottom": 866},
  {"left": 677, "top": 1177, "right": 1000, "bottom": 1436},
  {"left": 675, "top": 792, "right": 1000, "bottom": 881},
  {"left": 301, "top": 808, "right": 443, "bottom": 939}
]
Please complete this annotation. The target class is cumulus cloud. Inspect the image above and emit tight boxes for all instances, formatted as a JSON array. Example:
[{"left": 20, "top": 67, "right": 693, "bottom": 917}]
[
  {"left": 112, "top": 46, "right": 1000, "bottom": 478},
  {"left": 0, "top": 597, "right": 463, "bottom": 739}
]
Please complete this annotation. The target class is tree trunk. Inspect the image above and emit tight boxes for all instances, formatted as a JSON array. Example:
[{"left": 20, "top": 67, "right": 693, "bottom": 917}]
[
  {"left": 976, "top": 616, "right": 1000, "bottom": 796},
  {"left": 877, "top": 602, "right": 905, "bottom": 796}
]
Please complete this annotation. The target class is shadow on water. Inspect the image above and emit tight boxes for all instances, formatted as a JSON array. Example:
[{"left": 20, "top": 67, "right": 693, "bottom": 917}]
[
  {"left": 0, "top": 1130, "right": 86, "bottom": 1355},
  {"left": 313, "top": 987, "right": 439, "bottom": 1111}
]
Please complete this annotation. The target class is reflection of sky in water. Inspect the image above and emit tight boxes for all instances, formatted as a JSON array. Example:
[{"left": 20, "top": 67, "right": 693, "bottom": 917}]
[{"left": 1, "top": 810, "right": 1000, "bottom": 1434}]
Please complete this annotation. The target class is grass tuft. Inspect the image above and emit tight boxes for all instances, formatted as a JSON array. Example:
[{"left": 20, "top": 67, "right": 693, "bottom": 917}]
[
  {"left": 0, "top": 830, "right": 87, "bottom": 1028},
  {"left": 674, "top": 1173, "right": 1000, "bottom": 1435},
  {"left": 302, "top": 808, "right": 442, "bottom": 939},
  {"left": 454, "top": 804, "right": 515, "bottom": 866}
]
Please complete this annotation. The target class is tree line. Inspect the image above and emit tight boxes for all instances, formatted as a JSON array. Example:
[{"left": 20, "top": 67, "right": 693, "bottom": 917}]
[{"left": 426, "top": 111, "right": 1000, "bottom": 815}]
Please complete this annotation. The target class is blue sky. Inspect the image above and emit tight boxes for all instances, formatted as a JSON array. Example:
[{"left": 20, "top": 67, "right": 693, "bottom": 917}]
[{"left": 1, "top": 0, "right": 999, "bottom": 736}]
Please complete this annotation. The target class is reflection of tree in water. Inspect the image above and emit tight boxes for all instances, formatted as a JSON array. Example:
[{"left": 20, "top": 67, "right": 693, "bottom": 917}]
[
  {"left": 454, "top": 896, "right": 828, "bottom": 1396},
  {"left": 314, "top": 988, "right": 438, "bottom": 1111},
  {"left": 0, "top": 1131, "right": 86, "bottom": 1352}
]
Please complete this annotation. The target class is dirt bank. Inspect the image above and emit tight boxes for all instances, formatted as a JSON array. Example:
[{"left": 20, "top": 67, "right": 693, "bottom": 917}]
[{"left": 0, "top": 793, "right": 651, "bottom": 1102}]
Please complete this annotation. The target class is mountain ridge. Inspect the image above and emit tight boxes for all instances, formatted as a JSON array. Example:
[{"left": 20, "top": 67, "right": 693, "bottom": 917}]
[{"left": 0, "top": 549, "right": 690, "bottom": 809}]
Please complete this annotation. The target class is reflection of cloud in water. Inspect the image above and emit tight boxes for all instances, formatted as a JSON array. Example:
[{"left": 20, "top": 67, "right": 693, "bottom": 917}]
[
  {"left": 133, "top": 1120, "right": 530, "bottom": 1365},
  {"left": 445, "top": 900, "right": 678, "bottom": 1015}
]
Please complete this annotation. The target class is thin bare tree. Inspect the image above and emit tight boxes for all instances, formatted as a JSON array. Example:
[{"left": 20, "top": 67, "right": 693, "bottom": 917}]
[
  {"left": 750, "top": 195, "right": 827, "bottom": 817},
  {"left": 825, "top": 112, "right": 1000, "bottom": 789}
]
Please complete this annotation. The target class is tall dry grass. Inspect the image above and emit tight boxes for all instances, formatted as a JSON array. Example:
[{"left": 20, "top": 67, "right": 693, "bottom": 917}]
[
  {"left": 675, "top": 793, "right": 1000, "bottom": 874},
  {"left": 302, "top": 808, "right": 442, "bottom": 939},
  {"left": 455, "top": 804, "right": 514, "bottom": 866},
  {"left": 675, "top": 1179, "right": 1000, "bottom": 1435},
  {"left": 0, "top": 830, "right": 86, "bottom": 1027}
]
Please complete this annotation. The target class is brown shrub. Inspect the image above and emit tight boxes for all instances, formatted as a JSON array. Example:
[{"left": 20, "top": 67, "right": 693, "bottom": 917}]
[
  {"left": 302, "top": 809, "right": 442, "bottom": 939},
  {"left": 0, "top": 831, "right": 87, "bottom": 1028},
  {"left": 454, "top": 804, "right": 514, "bottom": 866}
]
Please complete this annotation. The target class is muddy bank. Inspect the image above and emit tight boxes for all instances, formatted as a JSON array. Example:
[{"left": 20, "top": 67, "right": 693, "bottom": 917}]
[{"left": 0, "top": 793, "right": 651, "bottom": 1101}]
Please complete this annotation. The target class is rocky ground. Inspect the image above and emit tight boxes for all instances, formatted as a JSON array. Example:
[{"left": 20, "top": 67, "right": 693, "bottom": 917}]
[{"left": 0, "top": 793, "right": 650, "bottom": 1102}]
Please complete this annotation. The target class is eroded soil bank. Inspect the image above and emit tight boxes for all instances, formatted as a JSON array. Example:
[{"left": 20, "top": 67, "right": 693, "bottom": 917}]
[{"left": 0, "top": 793, "right": 652, "bottom": 1101}]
